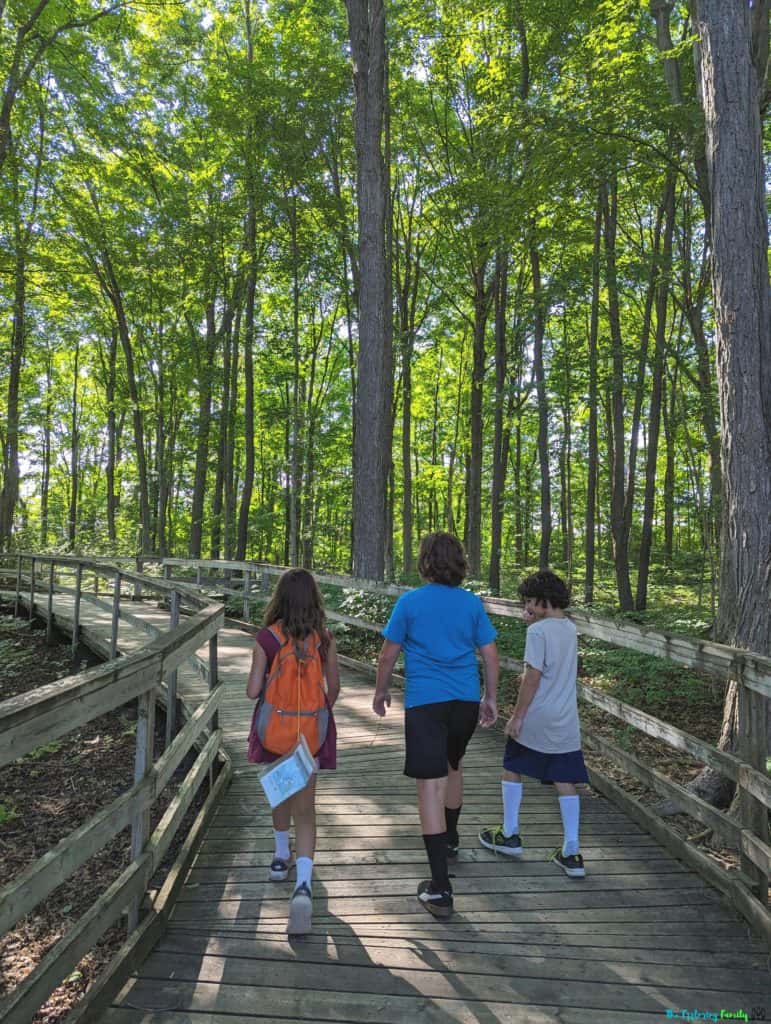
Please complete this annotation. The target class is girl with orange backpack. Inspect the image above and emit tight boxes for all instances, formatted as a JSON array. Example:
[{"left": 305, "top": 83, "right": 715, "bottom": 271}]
[{"left": 246, "top": 568, "right": 340, "bottom": 935}]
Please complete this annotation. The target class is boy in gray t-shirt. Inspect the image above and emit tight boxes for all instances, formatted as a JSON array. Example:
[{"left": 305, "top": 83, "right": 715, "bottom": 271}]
[{"left": 479, "top": 571, "right": 589, "bottom": 877}]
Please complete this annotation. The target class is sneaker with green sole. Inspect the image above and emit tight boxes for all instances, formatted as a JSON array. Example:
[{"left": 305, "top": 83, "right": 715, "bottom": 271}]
[
  {"left": 551, "top": 850, "right": 585, "bottom": 878},
  {"left": 478, "top": 825, "right": 523, "bottom": 857}
]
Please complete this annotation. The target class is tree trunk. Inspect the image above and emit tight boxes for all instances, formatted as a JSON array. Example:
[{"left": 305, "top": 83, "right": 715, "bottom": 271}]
[
  {"left": 67, "top": 338, "right": 81, "bottom": 546},
  {"left": 237, "top": 198, "right": 258, "bottom": 561},
  {"left": 189, "top": 304, "right": 216, "bottom": 559},
  {"left": 584, "top": 195, "right": 602, "bottom": 604},
  {"left": 661, "top": 0, "right": 771, "bottom": 813},
  {"left": 346, "top": 0, "right": 392, "bottom": 580},
  {"left": 637, "top": 171, "right": 677, "bottom": 609},
  {"left": 530, "top": 237, "right": 551, "bottom": 571},
  {"left": 0, "top": 243, "right": 25, "bottom": 547},
  {"left": 693, "top": 0, "right": 771, "bottom": 656},
  {"left": 601, "top": 177, "right": 634, "bottom": 609},
  {"left": 489, "top": 250, "right": 509, "bottom": 594}
]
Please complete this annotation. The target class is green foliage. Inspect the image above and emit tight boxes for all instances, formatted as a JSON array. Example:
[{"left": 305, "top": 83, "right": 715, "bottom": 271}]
[{"left": 0, "top": 802, "right": 19, "bottom": 826}]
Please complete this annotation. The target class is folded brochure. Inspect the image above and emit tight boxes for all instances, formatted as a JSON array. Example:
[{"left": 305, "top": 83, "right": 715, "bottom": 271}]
[{"left": 259, "top": 734, "right": 316, "bottom": 807}]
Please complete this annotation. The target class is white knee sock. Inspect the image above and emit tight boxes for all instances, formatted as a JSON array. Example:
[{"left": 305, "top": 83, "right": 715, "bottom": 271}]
[
  {"left": 559, "top": 795, "right": 580, "bottom": 856},
  {"left": 502, "top": 781, "right": 523, "bottom": 837},
  {"left": 273, "top": 829, "right": 290, "bottom": 860},
  {"left": 295, "top": 856, "right": 313, "bottom": 891}
]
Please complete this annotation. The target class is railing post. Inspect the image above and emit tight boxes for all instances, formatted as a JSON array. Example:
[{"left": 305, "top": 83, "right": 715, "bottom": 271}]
[
  {"left": 14, "top": 554, "right": 22, "bottom": 619},
  {"left": 46, "top": 560, "right": 55, "bottom": 644},
  {"left": 737, "top": 668, "right": 769, "bottom": 905},
  {"left": 196, "top": 564, "right": 203, "bottom": 587},
  {"left": 134, "top": 556, "right": 143, "bottom": 601},
  {"left": 164, "top": 562, "right": 171, "bottom": 583},
  {"left": 110, "top": 571, "right": 121, "bottom": 660},
  {"left": 72, "top": 563, "right": 82, "bottom": 662},
  {"left": 127, "top": 683, "right": 156, "bottom": 934},
  {"left": 243, "top": 570, "right": 251, "bottom": 621},
  {"left": 94, "top": 567, "right": 99, "bottom": 599},
  {"left": 261, "top": 569, "right": 270, "bottom": 595},
  {"left": 165, "top": 589, "right": 180, "bottom": 749},
  {"left": 209, "top": 630, "right": 219, "bottom": 789},
  {"left": 29, "top": 557, "right": 36, "bottom": 621}
]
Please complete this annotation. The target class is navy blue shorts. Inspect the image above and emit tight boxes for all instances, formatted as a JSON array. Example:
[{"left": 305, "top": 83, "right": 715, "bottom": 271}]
[{"left": 503, "top": 739, "right": 589, "bottom": 785}]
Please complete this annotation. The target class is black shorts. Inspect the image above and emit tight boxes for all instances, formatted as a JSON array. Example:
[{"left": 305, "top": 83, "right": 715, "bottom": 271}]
[{"left": 404, "top": 700, "right": 480, "bottom": 779}]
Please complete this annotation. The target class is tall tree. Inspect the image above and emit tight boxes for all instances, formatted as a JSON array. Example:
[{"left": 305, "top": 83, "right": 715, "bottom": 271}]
[
  {"left": 345, "top": 0, "right": 393, "bottom": 579},
  {"left": 692, "top": 1, "right": 770, "bottom": 656}
]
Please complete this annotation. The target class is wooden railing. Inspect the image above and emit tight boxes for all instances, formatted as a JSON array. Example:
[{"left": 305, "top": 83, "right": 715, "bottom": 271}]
[
  {"left": 0, "top": 554, "right": 230, "bottom": 1024},
  {"left": 161, "top": 556, "right": 771, "bottom": 944}
]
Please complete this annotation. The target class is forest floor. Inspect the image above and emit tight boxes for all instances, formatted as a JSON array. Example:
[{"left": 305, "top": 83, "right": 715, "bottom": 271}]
[{"left": 0, "top": 607, "right": 209, "bottom": 1024}]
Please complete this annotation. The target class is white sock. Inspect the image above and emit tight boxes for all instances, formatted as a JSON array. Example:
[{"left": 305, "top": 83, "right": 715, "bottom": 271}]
[
  {"left": 273, "top": 829, "right": 290, "bottom": 860},
  {"left": 502, "top": 781, "right": 523, "bottom": 837},
  {"left": 559, "top": 795, "right": 580, "bottom": 856},
  {"left": 295, "top": 856, "right": 313, "bottom": 891}
]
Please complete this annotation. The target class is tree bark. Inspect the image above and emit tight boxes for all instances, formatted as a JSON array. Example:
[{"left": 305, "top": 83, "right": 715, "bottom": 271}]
[
  {"left": 637, "top": 170, "right": 677, "bottom": 609},
  {"left": 692, "top": 0, "right": 771, "bottom": 658},
  {"left": 346, "top": 0, "right": 393, "bottom": 580},
  {"left": 584, "top": 195, "right": 602, "bottom": 604},
  {"left": 530, "top": 236, "right": 551, "bottom": 572},
  {"left": 600, "top": 177, "right": 634, "bottom": 609}
]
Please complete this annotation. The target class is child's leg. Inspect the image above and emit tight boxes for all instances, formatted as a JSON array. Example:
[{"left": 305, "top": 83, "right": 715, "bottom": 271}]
[
  {"left": 417, "top": 776, "right": 451, "bottom": 891},
  {"left": 555, "top": 781, "right": 580, "bottom": 855},
  {"left": 502, "top": 770, "right": 523, "bottom": 838},
  {"left": 286, "top": 776, "right": 316, "bottom": 935},
  {"left": 445, "top": 761, "right": 463, "bottom": 850},
  {"left": 290, "top": 775, "right": 317, "bottom": 890},
  {"left": 271, "top": 801, "right": 291, "bottom": 860}
]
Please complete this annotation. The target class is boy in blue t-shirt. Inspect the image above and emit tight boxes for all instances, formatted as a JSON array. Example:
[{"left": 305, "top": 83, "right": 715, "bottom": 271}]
[{"left": 374, "top": 532, "right": 499, "bottom": 918}]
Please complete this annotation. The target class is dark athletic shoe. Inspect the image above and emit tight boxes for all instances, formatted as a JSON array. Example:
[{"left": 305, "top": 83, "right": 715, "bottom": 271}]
[
  {"left": 417, "top": 879, "right": 453, "bottom": 918},
  {"left": 478, "top": 825, "right": 523, "bottom": 857},
  {"left": 268, "top": 855, "right": 294, "bottom": 882},
  {"left": 552, "top": 850, "right": 586, "bottom": 878},
  {"left": 287, "top": 882, "right": 313, "bottom": 934}
]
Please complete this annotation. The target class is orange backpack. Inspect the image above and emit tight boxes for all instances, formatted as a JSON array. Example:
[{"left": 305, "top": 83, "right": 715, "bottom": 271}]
[{"left": 253, "top": 623, "right": 329, "bottom": 756}]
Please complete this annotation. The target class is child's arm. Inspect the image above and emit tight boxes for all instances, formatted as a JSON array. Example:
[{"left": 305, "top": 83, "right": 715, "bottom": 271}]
[
  {"left": 504, "top": 664, "right": 541, "bottom": 739},
  {"left": 478, "top": 641, "right": 499, "bottom": 727},
  {"left": 325, "top": 632, "right": 341, "bottom": 707},
  {"left": 246, "top": 643, "right": 268, "bottom": 700},
  {"left": 373, "top": 639, "right": 400, "bottom": 716}
]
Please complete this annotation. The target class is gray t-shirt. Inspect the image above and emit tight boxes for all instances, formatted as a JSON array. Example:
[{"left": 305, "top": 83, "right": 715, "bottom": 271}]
[{"left": 517, "top": 617, "right": 581, "bottom": 753}]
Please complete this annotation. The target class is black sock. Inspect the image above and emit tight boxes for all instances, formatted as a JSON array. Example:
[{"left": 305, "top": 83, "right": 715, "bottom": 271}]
[
  {"left": 445, "top": 805, "right": 462, "bottom": 846},
  {"left": 423, "top": 832, "right": 451, "bottom": 891}
]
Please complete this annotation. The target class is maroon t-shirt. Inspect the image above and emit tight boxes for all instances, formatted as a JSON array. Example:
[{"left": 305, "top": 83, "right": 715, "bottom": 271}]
[{"left": 246, "top": 627, "right": 337, "bottom": 769}]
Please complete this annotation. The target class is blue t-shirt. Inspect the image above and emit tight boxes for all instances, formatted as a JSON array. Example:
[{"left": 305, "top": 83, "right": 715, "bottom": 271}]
[{"left": 382, "top": 583, "right": 497, "bottom": 708}]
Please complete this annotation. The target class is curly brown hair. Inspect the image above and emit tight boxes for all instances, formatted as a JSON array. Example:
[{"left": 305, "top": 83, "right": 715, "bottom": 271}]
[
  {"left": 263, "top": 568, "right": 329, "bottom": 656},
  {"left": 417, "top": 532, "right": 468, "bottom": 587},
  {"left": 518, "top": 570, "right": 571, "bottom": 609}
]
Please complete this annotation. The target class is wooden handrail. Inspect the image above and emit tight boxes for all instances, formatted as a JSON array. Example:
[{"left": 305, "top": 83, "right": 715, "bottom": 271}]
[{"left": 0, "top": 553, "right": 229, "bottom": 1023}]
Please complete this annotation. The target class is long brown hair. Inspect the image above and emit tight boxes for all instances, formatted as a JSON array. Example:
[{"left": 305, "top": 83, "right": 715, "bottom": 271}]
[{"left": 263, "top": 568, "right": 329, "bottom": 656}]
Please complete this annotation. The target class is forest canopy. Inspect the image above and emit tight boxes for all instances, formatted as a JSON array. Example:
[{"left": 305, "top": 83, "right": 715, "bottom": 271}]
[{"left": 1, "top": 0, "right": 768, "bottom": 614}]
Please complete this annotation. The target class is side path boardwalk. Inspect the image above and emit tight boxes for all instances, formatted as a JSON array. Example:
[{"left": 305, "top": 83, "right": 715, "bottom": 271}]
[{"left": 8, "top": 590, "right": 770, "bottom": 1022}]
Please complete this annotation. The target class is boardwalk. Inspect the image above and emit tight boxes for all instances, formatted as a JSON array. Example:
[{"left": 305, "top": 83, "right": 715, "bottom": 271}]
[{"left": 8, "top": 589, "right": 770, "bottom": 1022}]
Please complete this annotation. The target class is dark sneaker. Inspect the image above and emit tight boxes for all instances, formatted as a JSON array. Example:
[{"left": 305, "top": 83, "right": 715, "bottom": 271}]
[
  {"left": 478, "top": 826, "right": 523, "bottom": 857},
  {"left": 268, "top": 855, "right": 294, "bottom": 882},
  {"left": 552, "top": 850, "right": 585, "bottom": 878},
  {"left": 446, "top": 838, "right": 459, "bottom": 860},
  {"left": 417, "top": 879, "right": 453, "bottom": 918},
  {"left": 287, "top": 882, "right": 313, "bottom": 934}
]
